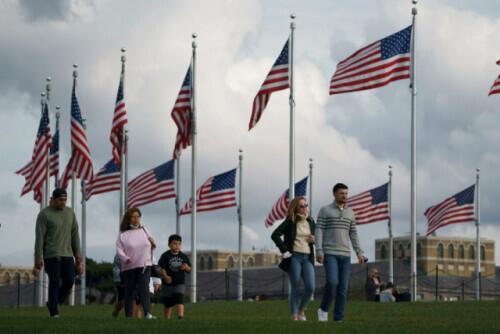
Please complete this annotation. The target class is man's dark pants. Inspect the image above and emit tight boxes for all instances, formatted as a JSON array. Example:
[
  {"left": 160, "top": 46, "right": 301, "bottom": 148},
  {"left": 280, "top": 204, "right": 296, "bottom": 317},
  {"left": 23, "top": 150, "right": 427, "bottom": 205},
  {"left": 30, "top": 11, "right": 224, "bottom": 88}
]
[{"left": 44, "top": 256, "right": 75, "bottom": 316}]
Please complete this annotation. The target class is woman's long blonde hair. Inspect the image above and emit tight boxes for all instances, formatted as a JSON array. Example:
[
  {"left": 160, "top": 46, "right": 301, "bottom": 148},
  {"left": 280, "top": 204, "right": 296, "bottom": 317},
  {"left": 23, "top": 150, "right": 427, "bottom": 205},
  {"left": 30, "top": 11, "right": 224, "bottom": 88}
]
[{"left": 287, "top": 196, "right": 307, "bottom": 223}]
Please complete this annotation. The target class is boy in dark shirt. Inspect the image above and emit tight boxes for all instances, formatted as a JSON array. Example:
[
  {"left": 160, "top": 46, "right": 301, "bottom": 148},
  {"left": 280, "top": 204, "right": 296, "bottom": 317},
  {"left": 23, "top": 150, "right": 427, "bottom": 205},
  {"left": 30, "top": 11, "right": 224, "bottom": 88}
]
[{"left": 158, "top": 234, "right": 191, "bottom": 319}]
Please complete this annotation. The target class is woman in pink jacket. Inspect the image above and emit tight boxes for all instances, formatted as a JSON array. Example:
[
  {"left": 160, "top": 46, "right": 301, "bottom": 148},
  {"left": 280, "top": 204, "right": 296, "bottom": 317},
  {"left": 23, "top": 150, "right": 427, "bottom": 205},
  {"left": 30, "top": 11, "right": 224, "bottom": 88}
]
[{"left": 116, "top": 207, "right": 156, "bottom": 319}]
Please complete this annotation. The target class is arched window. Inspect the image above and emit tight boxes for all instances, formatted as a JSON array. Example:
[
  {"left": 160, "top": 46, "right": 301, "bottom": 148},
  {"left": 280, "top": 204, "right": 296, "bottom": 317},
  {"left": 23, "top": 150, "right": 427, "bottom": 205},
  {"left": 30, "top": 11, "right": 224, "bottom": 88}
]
[
  {"left": 437, "top": 243, "right": 444, "bottom": 258},
  {"left": 480, "top": 246, "right": 485, "bottom": 261},
  {"left": 3, "top": 272, "right": 11, "bottom": 286},
  {"left": 199, "top": 256, "right": 205, "bottom": 271},
  {"left": 274, "top": 255, "right": 280, "bottom": 265},
  {"left": 227, "top": 256, "right": 234, "bottom": 269},
  {"left": 380, "top": 245, "right": 387, "bottom": 259},
  {"left": 458, "top": 245, "right": 465, "bottom": 259},
  {"left": 398, "top": 244, "right": 405, "bottom": 259},
  {"left": 468, "top": 245, "right": 475, "bottom": 260},
  {"left": 23, "top": 272, "right": 30, "bottom": 284},
  {"left": 417, "top": 243, "right": 422, "bottom": 257},
  {"left": 448, "top": 244, "right": 454, "bottom": 259},
  {"left": 208, "top": 256, "right": 214, "bottom": 270},
  {"left": 247, "top": 257, "right": 255, "bottom": 267}
]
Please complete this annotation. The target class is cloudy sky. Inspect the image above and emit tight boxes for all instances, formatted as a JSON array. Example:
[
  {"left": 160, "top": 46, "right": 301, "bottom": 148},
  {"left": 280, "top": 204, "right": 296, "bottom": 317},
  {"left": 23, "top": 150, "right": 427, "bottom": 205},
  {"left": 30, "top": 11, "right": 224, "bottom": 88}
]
[{"left": 1, "top": 0, "right": 499, "bottom": 267}]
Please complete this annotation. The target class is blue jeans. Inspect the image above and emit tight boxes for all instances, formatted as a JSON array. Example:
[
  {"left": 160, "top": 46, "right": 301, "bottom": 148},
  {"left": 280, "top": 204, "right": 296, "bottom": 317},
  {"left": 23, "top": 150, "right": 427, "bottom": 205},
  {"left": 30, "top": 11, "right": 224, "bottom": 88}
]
[
  {"left": 288, "top": 252, "right": 315, "bottom": 316},
  {"left": 320, "top": 254, "right": 351, "bottom": 321}
]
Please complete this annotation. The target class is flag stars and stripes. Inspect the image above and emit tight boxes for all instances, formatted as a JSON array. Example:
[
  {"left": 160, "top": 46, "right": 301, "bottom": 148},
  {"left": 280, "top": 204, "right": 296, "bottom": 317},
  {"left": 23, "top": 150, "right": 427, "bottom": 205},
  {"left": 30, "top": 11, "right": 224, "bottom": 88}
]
[{"left": 264, "top": 177, "right": 308, "bottom": 228}]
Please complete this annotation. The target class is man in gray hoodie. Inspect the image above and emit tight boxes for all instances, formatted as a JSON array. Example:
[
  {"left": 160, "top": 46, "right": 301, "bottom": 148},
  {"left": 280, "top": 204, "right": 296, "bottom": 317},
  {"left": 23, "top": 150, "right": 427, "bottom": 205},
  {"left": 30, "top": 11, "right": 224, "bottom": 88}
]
[{"left": 315, "top": 183, "right": 365, "bottom": 322}]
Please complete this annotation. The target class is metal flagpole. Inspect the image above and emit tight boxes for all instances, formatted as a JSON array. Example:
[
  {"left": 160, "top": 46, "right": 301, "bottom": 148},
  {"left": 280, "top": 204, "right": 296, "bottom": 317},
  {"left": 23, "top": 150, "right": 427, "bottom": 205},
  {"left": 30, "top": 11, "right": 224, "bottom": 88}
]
[
  {"left": 309, "top": 158, "right": 313, "bottom": 216},
  {"left": 119, "top": 48, "right": 127, "bottom": 224},
  {"left": 80, "top": 180, "right": 87, "bottom": 305},
  {"left": 190, "top": 33, "right": 198, "bottom": 303},
  {"left": 288, "top": 14, "right": 296, "bottom": 201},
  {"left": 124, "top": 129, "right": 129, "bottom": 210},
  {"left": 475, "top": 168, "right": 481, "bottom": 300},
  {"left": 69, "top": 64, "right": 78, "bottom": 307},
  {"left": 54, "top": 106, "right": 61, "bottom": 188},
  {"left": 37, "top": 92, "right": 46, "bottom": 307},
  {"left": 176, "top": 159, "right": 181, "bottom": 235},
  {"left": 388, "top": 165, "right": 394, "bottom": 283},
  {"left": 80, "top": 118, "right": 87, "bottom": 306},
  {"left": 410, "top": 0, "right": 418, "bottom": 302},
  {"left": 43, "top": 77, "right": 52, "bottom": 305},
  {"left": 237, "top": 149, "right": 243, "bottom": 301}
]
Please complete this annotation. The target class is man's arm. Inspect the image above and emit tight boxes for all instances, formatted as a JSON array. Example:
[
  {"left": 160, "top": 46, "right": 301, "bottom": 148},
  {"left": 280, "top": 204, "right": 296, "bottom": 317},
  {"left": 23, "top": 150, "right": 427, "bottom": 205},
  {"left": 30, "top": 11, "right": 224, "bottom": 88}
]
[
  {"left": 33, "top": 212, "right": 46, "bottom": 275},
  {"left": 315, "top": 208, "right": 325, "bottom": 263},
  {"left": 349, "top": 216, "right": 365, "bottom": 264},
  {"left": 71, "top": 211, "right": 83, "bottom": 274}
]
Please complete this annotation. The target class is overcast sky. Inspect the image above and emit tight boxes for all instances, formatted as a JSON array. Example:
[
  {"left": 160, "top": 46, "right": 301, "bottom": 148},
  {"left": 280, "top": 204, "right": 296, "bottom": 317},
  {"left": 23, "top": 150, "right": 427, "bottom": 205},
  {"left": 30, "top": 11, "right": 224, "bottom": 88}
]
[{"left": 1, "top": 0, "right": 499, "bottom": 267}]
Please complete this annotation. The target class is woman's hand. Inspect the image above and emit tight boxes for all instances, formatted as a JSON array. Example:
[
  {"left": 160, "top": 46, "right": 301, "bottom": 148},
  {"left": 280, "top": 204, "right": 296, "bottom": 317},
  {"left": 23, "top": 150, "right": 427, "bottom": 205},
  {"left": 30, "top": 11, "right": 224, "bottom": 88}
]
[
  {"left": 148, "top": 237, "right": 156, "bottom": 249},
  {"left": 306, "top": 234, "right": 315, "bottom": 244},
  {"left": 283, "top": 251, "right": 292, "bottom": 259}
]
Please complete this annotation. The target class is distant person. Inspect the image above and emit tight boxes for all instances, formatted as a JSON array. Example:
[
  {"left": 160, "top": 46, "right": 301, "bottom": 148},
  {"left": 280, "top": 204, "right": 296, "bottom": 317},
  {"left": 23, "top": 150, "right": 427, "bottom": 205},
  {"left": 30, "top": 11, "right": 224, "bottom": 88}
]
[
  {"left": 380, "top": 282, "right": 398, "bottom": 303},
  {"left": 315, "top": 183, "right": 365, "bottom": 322},
  {"left": 158, "top": 234, "right": 191, "bottom": 319},
  {"left": 33, "top": 188, "right": 82, "bottom": 318},
  {"left": 271, "top": 196, "right": 316, "bottom": 321},
  {"left": 116, "top": 207, "right": 157, "bottom": 319},
  {"left": 366, "top": 268, "right": 382, "bottom": 302}
]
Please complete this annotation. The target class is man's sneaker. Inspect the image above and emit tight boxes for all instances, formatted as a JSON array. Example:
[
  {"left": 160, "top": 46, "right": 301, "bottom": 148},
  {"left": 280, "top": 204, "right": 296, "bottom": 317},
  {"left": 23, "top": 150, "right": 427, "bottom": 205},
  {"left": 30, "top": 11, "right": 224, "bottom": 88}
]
[
  {"left": 51, "top": 314, "right": 60, "bottom": 319},
  {"left": 299, "top": 313, "right": 307, "bottom": 321},
  {"left": 145, "top": 313, "right": 156, "bottom": 319},
  {"left": 317, "top": 308, "right": 328, "bottom": 322}
]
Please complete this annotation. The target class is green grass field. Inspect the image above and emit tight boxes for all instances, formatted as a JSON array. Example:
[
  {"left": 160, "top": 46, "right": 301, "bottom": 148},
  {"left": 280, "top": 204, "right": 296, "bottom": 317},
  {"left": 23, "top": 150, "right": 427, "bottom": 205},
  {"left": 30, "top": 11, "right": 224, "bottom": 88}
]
[{"left": 0, "top": 300, "right": 499, "bottom": 334}]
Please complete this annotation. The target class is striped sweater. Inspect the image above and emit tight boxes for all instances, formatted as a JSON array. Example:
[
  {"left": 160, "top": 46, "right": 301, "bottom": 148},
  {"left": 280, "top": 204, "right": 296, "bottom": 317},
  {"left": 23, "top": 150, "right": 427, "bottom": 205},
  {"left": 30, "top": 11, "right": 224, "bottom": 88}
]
[{"left": 315, "top": 201, "right": 364, "bottom": 258}]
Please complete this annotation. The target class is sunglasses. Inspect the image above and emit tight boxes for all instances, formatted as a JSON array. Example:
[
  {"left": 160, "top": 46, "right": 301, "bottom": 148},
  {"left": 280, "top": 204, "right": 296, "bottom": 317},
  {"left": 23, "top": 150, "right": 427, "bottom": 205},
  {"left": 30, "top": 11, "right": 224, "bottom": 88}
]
[{"left": 298, "top": 204, "right": 309, "bottom": 209}]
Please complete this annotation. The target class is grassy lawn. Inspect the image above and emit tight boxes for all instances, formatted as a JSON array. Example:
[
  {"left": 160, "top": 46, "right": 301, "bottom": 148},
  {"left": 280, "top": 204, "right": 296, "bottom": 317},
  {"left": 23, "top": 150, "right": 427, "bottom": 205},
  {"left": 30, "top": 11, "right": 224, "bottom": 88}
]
[{"left": 0, "top": 300, "right": 498, "bottom": 334}]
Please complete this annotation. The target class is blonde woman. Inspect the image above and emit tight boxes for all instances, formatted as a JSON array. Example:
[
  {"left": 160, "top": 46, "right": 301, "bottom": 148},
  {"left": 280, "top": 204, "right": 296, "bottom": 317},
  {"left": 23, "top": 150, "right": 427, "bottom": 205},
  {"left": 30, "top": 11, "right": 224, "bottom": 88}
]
[{"left": 271, "top": 197, "right": 315, "bottom": 321}]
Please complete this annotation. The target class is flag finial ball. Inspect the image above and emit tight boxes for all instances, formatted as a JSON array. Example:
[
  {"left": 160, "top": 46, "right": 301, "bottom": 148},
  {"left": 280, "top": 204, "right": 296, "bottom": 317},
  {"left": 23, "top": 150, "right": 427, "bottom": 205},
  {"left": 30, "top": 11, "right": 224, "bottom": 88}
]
[
  {"left": 121, "top": 47, "right": 126, "bottom": 53},
  {"left": 46, "top": 77, "right": 52, "bottom": 82},
  {"left": 73, "top": 64, "right": 78, "bottom": 69},
  {"left": 192, "top": 33, "right": 197, "bottom": 39}
]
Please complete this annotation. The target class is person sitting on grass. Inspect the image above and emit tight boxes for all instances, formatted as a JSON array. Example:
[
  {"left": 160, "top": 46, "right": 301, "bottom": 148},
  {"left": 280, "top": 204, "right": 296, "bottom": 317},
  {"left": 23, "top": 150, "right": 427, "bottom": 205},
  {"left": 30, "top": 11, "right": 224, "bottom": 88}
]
[
  {"left": 158, "top": 234, "right": 191, "bottom": 319},
  {"left": 380, "top": 282, "right": 399, "bottom": 303}
]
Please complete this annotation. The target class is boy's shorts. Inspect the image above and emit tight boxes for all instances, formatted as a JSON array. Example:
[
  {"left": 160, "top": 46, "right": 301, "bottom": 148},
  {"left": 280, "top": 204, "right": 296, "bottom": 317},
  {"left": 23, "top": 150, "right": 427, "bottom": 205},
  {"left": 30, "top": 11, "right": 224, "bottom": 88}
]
[{"left": 163, "top": 284, "right": 185, "bottom": 307}]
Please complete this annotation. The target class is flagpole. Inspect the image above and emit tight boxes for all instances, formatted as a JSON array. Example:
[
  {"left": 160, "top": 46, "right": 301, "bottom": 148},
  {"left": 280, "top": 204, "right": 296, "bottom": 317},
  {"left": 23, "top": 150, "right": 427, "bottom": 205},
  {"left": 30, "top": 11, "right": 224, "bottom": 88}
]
[
  {"left": 410, "top": 0, "right": 418, "bottom": 302},
  {"left": 288, "top": 14, "right": 296, "bottom": 201},
  {"left": 54, "top": 105, "right": 61, "bottom": 188},
  {"left": 80, "top": 156, "right": 87, "bottom": 305},
  {"left": 119, "top": 48, "right": 126, "bottom": 224},
  {"left": 237, "top": 149, "right": 243, "bottom": 301},
  {"left": 190, "top": 33, "right": 198, "bottom": 304},
  {"left": 69, "top": 64, "right": 78, "bottom": 307},
  {"left": 388, "top": 165, "right": 394, "bottom": 283},
  {"left": 309, "top": 158, "right": 313, "bottom": 216},
  {"left": 176, "top": 158, "right": 181, "bottom": 235},
  {"left": 43, "top": 77, "right": 52, "bottom": 306},
  {"left": 125, "top": 129, "right": 129, "bottom": 210},
  {"left": 37, "top": 92, "right": 46, "bottom": 308},
  {"left": 475, "top": 168, "right": 481, "bottom": 300}
]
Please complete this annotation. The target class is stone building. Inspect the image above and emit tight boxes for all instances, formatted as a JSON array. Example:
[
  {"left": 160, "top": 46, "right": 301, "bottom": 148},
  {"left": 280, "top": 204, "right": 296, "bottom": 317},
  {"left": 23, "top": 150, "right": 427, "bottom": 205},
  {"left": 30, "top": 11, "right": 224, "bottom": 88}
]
[
  {"left": 185, "top": 250, "right": 280, "bottom": 271},
  {"left": 0, "top": 266, "right": 34, "bottom": 286},
  {"left": 375, "top": 235, "right": 495, "bottom": 277}
]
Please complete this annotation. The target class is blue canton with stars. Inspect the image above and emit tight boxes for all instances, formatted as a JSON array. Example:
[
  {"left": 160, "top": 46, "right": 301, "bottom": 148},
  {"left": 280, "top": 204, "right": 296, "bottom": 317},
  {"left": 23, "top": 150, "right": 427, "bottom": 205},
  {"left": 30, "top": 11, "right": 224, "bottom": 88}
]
[
  {"left": 380, "top": 25, "right": 412, "bottom": 59},
  {"left": 369, "top": 183, "right": 388, "bottom": 205},
  {"left": 153, "top": 160, "right": 175, "bottom": 181},
  {"left": 37, "top": 102, "right": 50, "bottom": 137},
  {"left": 285, "top": 176, "right": 308, "bottom": 198},
  {"left": 273, "top": 39, "right": 289, "bottom": 66},
  {"left": 211, "top": 168, "right": 237, "bottom": 191},
  {"left": 455, "top": 185, "right": 475, "bottom": 205},
  {"left": 100, "top": 159, "right": 120, "bottom": 174},
  {"left": 71, "top": 86, "right": 84, "bottom": 126}
]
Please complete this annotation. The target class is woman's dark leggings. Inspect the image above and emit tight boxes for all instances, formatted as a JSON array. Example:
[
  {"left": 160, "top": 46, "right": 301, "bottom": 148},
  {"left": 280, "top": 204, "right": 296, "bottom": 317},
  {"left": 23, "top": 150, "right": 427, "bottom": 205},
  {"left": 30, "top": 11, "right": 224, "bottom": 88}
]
[{"left": 122, "top": 267, "right": 151, "bottom": 317}]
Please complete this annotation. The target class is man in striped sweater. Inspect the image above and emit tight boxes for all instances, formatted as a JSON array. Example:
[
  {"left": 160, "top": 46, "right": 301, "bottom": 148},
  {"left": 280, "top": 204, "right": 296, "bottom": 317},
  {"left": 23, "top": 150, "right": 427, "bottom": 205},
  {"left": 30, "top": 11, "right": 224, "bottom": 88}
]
[{"left": 315, "top": 183, "right": 365, "bottom": 323}]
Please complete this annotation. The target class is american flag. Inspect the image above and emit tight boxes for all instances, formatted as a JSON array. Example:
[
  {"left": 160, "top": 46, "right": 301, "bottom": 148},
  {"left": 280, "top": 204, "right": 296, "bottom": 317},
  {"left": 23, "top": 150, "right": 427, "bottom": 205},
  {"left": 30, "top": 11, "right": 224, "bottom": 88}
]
[
  {"left": 171, "top": 65, "right": 192, "bottom": 159},
  {"left": 60, "top": 84, "right": 94, "bottom": 189},
  {"left": 425, "top": 185, "right": 475, "bottom": 236},
  {"left": 49, "top": 126, "right": 59, "bottom": 177},
  {"left": 28, "top": 102, "right": 52, "bottom": 195},
  {"left": 110, "top": 67, "right": 128, "bottom": 165},
  {"left": 488, "top": 60, "right": 500, "bottom": 96},
  {"left": 264, "top": 177, "right": 308, "bottom": 228},
  {"left": 347, "top": 183, "right": 389, "bottom": 225},
  {"left": 15, "top": 161, "right": 33, "bottom": 197},
  {"left": 85, "top": 159, "right": 121, "bottom": 200},
  {"left": 127, "top": 160, "right": 176, "bottom": 208},
  {"left": 248, "top": 39, "right": 290, "bottom": 131},
  {"left": 329, "top": 25, "right": 412, "bottom": 95},
  {"left": 179, "top": 168, "right": 237, "bottom": 215}
]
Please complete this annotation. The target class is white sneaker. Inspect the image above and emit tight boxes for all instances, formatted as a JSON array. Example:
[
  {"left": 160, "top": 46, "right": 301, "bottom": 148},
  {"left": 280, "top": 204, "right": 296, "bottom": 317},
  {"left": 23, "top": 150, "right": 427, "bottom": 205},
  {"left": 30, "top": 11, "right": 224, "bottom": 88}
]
[
  {"left": 145, "top": 313, "right": 156, "bottom": 319},
  {"left": 299, "top": 314, "right": 307, "bottom": 321},
  {"left": 317, "top": 308, "right": 328, "bottom": 322}
]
